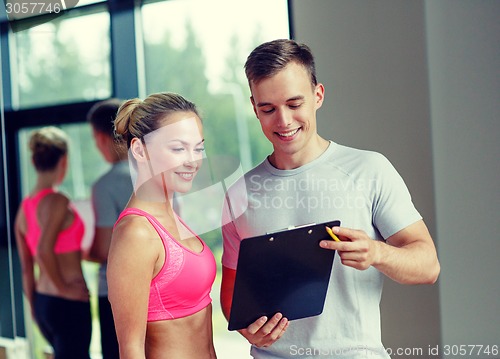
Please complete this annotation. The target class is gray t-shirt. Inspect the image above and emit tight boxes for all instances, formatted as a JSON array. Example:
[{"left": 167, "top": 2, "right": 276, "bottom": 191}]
[
  {"left": 222, "top": 141, "right": 421, "bottom": 358},
  {"left": 92, "top": 160, "right": 133, "bottom": 296}
]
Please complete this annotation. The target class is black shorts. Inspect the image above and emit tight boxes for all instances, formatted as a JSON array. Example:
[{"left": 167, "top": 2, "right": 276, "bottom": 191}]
[{"left": 34, "top": 292, "right": 91, "bottom": 359}]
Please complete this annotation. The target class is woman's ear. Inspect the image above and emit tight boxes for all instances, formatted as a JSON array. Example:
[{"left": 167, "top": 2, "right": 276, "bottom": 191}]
[
  {"left": 55, "top": 154, "right": 68, "bottom": 183},
  {"left": 130, "top": 138, "right": 148, "bottom": 162},
  {"left": 58, "top": 153, "right": 68, "bottom": 170}
]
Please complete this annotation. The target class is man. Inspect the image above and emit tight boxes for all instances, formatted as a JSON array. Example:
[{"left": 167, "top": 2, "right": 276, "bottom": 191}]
[
  {"left": 87, "top": 99, "right": 133, "bottom": 359},
  {"left": 220, "top": 39, "right": 440, "bottom": 358}
]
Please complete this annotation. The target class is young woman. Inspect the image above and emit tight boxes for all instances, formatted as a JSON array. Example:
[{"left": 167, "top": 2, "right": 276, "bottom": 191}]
[
  {"left": 107, "top": 92, "right": 217, "bottom": 359},
  {"left": 14, "top": 126, "right": 91, "bottom": 359}
]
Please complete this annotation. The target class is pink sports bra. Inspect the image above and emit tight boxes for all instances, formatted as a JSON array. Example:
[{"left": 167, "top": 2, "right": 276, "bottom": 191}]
[
  {"left": 115, "top": 208, "right": 216, "bottom": 321},
  {"left": 21, "top": 188, "right": 85, "bottom": 256}
]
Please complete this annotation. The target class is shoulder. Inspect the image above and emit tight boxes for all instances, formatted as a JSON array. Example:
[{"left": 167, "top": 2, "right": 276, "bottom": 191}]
[
  {"left": 331, "top": 142, "right": 389, "bottom": 163},
  {"left": 34, "top": 192, "right": 71, "bottom": 227},
  {"left": 238, "top": 158, "right": 267, "bottom": 178},
  {"left": 110, "top": 161, "right": 131, "bottom": 179},
  {"left": 38, "top": 191, "right": 69, "bottom": 211},
  {"left": 222, "top": 160, "right": 265, "bottom": 194},
  {"left": 94, "top": 162, "right": 125, "bottom": 183},
  {"left": 14, "top": 204, "right": 27, "bottom": 234},
  {"left": 109, "top": 214, "right": 162, "bottom": 268},
  {"left": 113, "top": 214, "right": 155, "bottom": 240},
  {"left": 93, "top": 164, "right": 132, "bottom": 193},
  {"left": 93, "top": 167, "right": 115, "bottom": 190},
  {"left": 111, "top": 213, "right": 162, "bottom": 253},
  {"left": 326, "top": 142, "right": 394, "bottom": 176},
  {"left": 242, "top": 160, "right": 270, "bottom": 184}
]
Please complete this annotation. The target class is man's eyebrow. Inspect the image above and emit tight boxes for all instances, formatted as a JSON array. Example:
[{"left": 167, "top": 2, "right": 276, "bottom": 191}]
[
  {"left": 286, "top": 95, "right": 305, "bottom": 102},
  {"left": 256, "top": 96, "right": 305, "bottom": 107}
]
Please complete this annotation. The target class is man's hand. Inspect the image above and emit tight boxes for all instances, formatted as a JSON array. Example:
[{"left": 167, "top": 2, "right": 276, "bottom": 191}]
[
  {"left": 319, "top": 221, "right": 440, "bottom": 285},
  {"left": 238, "top": 313, "right": 289, "bottom": 348},
  {"left": 320, "top": 226, "right": 381, "bottom": 270}
]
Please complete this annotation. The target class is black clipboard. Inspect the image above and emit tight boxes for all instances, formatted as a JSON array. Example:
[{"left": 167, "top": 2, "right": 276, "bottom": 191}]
[{"left": 228, "top": 220, "right": 341, "bottom": 331}]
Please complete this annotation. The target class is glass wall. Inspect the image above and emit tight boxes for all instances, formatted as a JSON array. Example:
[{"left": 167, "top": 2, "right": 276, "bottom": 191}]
[
  {"left": 11, "top": 9, "right": 111, "bottom": 109},
  {"left": 140, "top": 2, "right": 289, "bottom": 355},
  {"left": 1, "top": 1, "right": 290, "bottom": 358},
  {"left": 141, "top": 0, "right": 289, "bottom": 172}
]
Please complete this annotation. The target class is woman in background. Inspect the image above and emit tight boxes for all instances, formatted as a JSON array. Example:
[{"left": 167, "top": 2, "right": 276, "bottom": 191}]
[
  {"left": 14, "top": 126, "right": 91, "bottom": 359},
  {"left": 107, "top": 92, "right": 217, "bottom": 358}
]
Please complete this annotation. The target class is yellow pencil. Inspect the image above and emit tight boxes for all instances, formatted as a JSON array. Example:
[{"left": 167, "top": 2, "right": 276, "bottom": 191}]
[{"left": 325, "top": 226, "right": 341, "bottom": 242}]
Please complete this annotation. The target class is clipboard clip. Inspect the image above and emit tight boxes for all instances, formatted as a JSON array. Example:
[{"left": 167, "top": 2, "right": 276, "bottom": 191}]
[{"left": 266, "top": 222, "right": 317, "bottom": 235}]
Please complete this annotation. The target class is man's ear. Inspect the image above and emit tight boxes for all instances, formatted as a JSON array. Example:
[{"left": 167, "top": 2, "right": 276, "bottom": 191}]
[
  {"left": 314, "top": 83, "right": 325, "bottom": 110},
  {"left": 130, "top": 138, "right": 148, "bottom": 162},
  {"left": 250, "top": 96, "right": 259, "bottom": 119},
  {"left": 94, "top": 130, "right": 106, "bottom": 147}
]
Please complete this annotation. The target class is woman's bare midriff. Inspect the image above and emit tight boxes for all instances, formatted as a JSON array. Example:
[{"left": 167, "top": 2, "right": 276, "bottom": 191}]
[
  {"left": 146, "top": 304, "right": 217, "bottom": 359},
  {"left": 36, "top": 251, "right": 88, "bottom": 300}
]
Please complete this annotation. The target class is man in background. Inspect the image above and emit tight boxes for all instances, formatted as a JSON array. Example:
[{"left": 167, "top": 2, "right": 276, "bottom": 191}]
[{"left": 87, "top": 99, "right": 132, "bottom": 359}]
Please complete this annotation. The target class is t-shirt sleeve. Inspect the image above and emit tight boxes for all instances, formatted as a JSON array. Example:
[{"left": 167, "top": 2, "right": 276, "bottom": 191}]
[
  {"left": 221, "top": 194, "right": 242, "bottom": 270},
  {"left": 371, "top": 153, "right": 422, "bottom": 239}
]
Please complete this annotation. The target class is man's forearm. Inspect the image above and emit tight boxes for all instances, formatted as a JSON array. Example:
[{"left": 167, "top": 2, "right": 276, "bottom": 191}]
[{"left": 373, "top": 239, "right": 440, "bottom": 285}]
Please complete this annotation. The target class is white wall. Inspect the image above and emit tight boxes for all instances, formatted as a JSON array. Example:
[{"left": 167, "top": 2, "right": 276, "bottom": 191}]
[
  {"left": 425, "top": 0, "right": 500, "bottom": 354},
  {"left": 291, "top": 0, "right": 499, "bottom": 357}
]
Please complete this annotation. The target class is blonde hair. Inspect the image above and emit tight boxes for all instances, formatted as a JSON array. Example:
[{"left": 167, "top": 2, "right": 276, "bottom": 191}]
[
  {"left": 29, "top": 126, "right": 68, "bottom": 172},
  {"left": 114, "top": 92, "right": 200, "bottom": 149}
]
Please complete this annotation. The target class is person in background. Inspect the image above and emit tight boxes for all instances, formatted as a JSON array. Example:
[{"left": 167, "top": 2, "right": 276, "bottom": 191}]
[
  {"left": 14, "top": 126, "right": 91, "bottom": 359},
  {"left": 220, "top": 39, "right": 440, "bottom": 358},
  {"left": 87, "top": 98, "right": 132, "bottom": 359},
  {"left": 107, "top": 92, "right": 217, "bottom": 358}
]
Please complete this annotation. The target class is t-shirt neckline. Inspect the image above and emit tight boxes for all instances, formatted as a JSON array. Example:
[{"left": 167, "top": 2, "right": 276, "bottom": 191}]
[{"left": 263, "top": 141, "right": 336, "bottom": 177}]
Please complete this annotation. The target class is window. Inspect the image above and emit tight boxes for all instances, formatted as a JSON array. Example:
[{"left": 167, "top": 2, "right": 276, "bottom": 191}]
[
  {"left": 2, "top": 1, "right": 291, "bottom": 357},
  {"left": 10, "top": 9, "right": 111, "bottom": 109},
  {"left": 141, "top": 0, "right": 289, "bottom": 170},
  {"left": 140, "top": 1, "right": 289, "bottom": 357}
]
